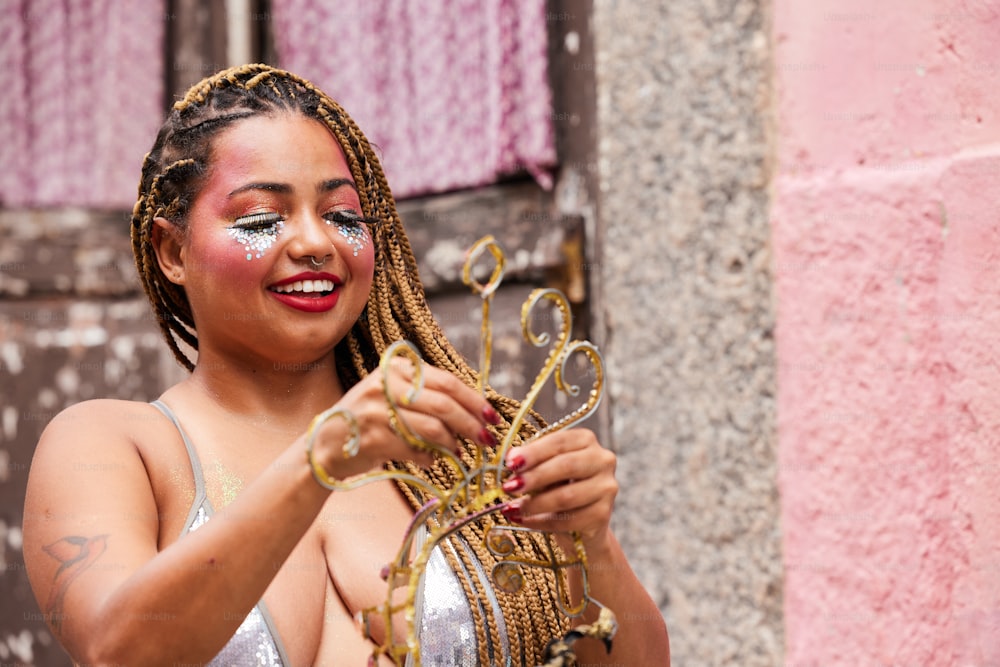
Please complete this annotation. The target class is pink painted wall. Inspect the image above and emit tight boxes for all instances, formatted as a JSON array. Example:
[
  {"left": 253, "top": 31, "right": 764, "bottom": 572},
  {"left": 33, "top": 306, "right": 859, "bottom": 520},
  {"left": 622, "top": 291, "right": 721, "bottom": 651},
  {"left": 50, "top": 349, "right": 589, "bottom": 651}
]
[{"left": 772, "top": 1, "right": 1000, "bottom": 663}]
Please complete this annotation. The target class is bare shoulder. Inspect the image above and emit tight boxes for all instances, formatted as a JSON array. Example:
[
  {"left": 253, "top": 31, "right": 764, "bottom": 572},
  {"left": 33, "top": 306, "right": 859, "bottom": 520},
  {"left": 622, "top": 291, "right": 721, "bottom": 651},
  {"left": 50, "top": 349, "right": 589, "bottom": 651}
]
[
  {"left": 27, "top": 397, "right": 166, "bottom": 509},
  {"left": 26, "top": 398, "right": 172, "bottom": 514},
  {"left": 39, "top": 397, "right": 161, "bottom": 437},
  {"left": 33, "top": 398, "right": 168, "bottom": 463}
]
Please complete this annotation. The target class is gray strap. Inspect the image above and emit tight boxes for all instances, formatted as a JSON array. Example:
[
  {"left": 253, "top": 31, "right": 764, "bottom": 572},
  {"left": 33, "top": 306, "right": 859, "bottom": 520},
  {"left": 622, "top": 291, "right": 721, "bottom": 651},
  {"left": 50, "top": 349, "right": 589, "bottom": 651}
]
[
  {"left": 256, "top": 601, "right": 292, "bottom": 667},
  {"left": 150, "top": 400, "right": 214, "bottom": 530}
]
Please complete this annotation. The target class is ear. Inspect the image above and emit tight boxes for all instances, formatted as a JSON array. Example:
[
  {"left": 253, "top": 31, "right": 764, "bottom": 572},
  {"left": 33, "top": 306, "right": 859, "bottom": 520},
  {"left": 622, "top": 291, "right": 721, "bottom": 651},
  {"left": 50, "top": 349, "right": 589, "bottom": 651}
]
[{"left": 151, "top": 217, "right": 187, "bottom": 285}]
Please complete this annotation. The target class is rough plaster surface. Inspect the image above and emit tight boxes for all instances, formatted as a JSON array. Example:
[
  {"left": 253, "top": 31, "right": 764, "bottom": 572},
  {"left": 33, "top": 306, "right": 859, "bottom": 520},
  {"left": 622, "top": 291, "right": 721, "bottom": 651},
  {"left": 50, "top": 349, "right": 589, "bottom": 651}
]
[
  {"left": 592, "top": 1, "right": 782, "bottom": 664},
  {"left": 941, "top": 155, "right": 1000, "bottom": 665},
  {"left": 773, "top": 1, "right": 1000, "bottom": 664}
]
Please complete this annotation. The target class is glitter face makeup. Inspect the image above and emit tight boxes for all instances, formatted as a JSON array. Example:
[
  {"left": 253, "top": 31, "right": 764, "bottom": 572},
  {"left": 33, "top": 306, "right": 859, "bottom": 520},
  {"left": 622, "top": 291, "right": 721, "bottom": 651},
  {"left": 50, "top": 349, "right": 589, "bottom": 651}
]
[
  {"left": 176, "top": 114, "right": 375, "bottom": 353},
  {"left": 227, "top": 212, "right": 285, "bottom": 261},
  {"left": 327, "top": 211, "right": 370, "bottom": 257}
]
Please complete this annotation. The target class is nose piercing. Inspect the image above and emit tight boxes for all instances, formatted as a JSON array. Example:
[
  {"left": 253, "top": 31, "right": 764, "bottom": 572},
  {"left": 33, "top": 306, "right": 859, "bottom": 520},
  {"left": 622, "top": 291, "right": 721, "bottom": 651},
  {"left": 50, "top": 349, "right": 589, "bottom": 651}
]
[{"left": 308, "top": 255, "right": 326, "bottom": 269}]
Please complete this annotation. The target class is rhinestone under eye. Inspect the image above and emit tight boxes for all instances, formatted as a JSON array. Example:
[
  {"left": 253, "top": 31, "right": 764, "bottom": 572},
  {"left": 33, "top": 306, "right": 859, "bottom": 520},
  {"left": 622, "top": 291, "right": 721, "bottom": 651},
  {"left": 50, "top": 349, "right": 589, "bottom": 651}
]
[
  {"left": 228, "top": 221, "right": 285, "bottom": 260},
  {"left": 335, "top": 223, "right": 369, "bottom": 257}
]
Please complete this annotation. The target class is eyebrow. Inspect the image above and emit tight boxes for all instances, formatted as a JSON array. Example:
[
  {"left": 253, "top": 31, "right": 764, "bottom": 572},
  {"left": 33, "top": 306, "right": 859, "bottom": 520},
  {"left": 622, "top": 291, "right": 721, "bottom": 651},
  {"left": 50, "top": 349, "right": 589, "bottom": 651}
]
[
  {"left": 319, "top": 178, "right": 357, "bottom": 193},
  {"left": 228, "top": 179, "right": 357, "bottom": 198},
  {"left": 228, "top": 182, "right": 291, "bottom": 197}
]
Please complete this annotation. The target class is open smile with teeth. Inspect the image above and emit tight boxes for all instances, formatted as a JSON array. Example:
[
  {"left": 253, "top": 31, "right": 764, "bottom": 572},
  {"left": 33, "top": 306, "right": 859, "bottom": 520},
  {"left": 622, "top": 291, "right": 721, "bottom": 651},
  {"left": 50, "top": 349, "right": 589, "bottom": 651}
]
[{"left": 270, "top": 279, "right": 337, "bottom": 296}]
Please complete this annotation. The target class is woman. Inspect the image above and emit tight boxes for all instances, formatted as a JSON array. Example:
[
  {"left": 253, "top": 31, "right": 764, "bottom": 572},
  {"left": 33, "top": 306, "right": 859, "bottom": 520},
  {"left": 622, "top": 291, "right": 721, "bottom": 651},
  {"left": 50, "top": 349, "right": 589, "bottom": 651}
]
[{"left": 23, "top": 64, "right": 669, "bottom": 666}]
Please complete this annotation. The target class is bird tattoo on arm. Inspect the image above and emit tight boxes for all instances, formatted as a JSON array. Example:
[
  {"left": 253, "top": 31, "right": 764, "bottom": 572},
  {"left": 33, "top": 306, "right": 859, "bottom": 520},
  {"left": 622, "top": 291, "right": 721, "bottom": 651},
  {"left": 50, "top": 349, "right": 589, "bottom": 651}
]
[{"left": 42, "top": 534, "right": 109, "bottom": 635}]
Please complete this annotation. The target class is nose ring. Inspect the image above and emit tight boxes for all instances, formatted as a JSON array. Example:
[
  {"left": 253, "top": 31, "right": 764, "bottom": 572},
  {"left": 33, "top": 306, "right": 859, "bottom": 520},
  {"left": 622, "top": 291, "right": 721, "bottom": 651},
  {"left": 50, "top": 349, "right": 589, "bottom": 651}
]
[{"left": 308, "top": 255, "right": 326, "bottom": 269}]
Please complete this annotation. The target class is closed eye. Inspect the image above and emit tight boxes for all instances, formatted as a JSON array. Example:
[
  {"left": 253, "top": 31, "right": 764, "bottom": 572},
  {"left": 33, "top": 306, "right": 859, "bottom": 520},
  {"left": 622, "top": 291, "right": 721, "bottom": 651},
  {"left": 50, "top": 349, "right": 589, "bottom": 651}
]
[
  {"left": 231, "top": 211, "right": 284, "bottom": 231},
  {"left": 324, "top": 210, "right": 380, "bottom": 228}
]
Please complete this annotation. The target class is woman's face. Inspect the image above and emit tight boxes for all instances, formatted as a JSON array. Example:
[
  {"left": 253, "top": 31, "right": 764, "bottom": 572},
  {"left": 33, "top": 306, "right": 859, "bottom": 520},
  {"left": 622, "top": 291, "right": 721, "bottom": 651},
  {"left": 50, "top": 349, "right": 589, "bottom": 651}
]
[{"left": 160, "top": 112, "right": 376, "bottom": 368}]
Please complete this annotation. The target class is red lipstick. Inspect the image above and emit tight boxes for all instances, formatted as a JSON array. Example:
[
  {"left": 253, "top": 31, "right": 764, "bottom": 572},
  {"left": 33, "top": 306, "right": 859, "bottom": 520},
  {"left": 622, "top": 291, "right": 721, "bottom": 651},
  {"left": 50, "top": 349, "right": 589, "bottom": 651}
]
[{"left": 268, "top": 272, "right": 342, "bottom": 313}]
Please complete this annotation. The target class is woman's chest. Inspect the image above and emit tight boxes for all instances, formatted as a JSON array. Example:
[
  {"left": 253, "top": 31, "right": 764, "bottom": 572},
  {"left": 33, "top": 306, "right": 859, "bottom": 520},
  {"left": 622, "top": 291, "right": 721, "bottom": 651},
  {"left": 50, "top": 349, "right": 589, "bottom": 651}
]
[
  {"left": 318, "top": 480, "right": 420, "bottom": 642},
  {"left": 145, "top": 437, "right": 330, "bottom": 664}
]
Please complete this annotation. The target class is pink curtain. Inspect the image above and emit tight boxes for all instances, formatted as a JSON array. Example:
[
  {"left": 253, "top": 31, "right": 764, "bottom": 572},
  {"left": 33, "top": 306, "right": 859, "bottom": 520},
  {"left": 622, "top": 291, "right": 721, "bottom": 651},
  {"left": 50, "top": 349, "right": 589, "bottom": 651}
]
[
  {"left": 270, "top": 0, "right": 557, "bottom": 198},
  {"left": 0, "top": 0, "right": 165, "bottom": 209}
]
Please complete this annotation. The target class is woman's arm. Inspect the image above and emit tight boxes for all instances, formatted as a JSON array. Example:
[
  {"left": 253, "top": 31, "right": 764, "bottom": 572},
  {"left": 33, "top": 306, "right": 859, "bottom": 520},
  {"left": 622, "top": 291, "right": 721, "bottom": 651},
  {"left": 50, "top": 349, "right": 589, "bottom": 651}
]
[
  {"left": 23, "top": 399, "right": 332, "bottom": 666},
  {"left": 499, "top": 428, "right": 671, "bottom": 665},
  {"left": 24, "top": 362, "right": 496, "bottom": 666},
  {"left": 570, "top": 530, "right": 671, "bottom": 666}
]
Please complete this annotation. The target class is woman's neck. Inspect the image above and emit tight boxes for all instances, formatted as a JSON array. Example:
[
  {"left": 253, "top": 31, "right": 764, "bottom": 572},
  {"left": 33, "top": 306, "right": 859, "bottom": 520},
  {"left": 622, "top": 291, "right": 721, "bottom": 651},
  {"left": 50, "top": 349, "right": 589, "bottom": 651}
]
[{"left": 182, "top": 347, "right": 347, "bottom": 429}]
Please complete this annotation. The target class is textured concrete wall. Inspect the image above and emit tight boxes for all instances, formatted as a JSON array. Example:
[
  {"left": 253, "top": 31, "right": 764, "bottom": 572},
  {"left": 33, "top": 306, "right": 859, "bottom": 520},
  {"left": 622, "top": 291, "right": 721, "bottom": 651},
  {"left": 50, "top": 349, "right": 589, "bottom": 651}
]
[
  {"left": 773, "top": 1, "right": 1000, "bottom": 664},
  {"left": 591, "top": 1, "right": 782, "bottom": 664}
]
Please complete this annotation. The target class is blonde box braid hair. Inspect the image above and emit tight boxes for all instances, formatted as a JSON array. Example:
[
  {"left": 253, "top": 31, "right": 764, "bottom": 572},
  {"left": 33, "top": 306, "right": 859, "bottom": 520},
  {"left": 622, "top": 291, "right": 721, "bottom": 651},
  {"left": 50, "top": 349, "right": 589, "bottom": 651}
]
[{"left": 130, "top": 64, "right": 570, "bottom": 665}]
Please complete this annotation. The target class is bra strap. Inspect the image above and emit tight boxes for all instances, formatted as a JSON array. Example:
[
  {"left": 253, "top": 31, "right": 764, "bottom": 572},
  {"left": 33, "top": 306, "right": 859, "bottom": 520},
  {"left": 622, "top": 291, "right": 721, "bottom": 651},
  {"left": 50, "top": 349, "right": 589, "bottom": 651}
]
[{"left": 150, "top": 400, "right": 213, "bottom": 529}]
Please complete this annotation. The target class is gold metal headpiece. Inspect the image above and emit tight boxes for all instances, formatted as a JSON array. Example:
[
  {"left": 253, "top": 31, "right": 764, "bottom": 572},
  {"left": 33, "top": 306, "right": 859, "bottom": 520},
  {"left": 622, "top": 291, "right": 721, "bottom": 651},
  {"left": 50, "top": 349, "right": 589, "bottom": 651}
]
[{"left": 306, "top": 236, "right": 615, "bottom": 665}]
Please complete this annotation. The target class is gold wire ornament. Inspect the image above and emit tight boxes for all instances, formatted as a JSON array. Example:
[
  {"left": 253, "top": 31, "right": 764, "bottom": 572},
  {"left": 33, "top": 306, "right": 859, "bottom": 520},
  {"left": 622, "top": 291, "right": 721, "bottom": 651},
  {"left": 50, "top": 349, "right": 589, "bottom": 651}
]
[
  {"left": 462, "top": 235, "right": 505, "bottom": 396},
  {"left": 307, "top": 236, "right": 614, "bottom": 666},
  {"left": 305, "top": 407, "right": 361, "bottom": 489}
]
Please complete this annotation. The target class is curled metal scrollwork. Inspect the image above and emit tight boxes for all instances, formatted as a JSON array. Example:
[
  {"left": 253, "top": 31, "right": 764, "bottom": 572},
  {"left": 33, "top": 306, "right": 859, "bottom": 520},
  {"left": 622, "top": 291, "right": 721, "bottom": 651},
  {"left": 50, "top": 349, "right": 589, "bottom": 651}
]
[{"left": 336, "top": 236, "right": 614, "bottom": 666}]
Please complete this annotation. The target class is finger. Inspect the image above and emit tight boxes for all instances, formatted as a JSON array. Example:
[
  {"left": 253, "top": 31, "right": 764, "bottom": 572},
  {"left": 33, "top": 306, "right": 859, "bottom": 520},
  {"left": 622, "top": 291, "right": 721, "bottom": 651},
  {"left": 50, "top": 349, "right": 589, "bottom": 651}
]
[
  {"left": 390, "top": 358, "right": 501, "bottom": 428},
  {"left": 503, "top": 436, "right": 614, "bottom": 497},
  {"left": 503, "top": 494, "right": 613, "bottom": 536},
  {"left": 386, "top": 408, "right": 464, "bottom": 456},
  {"left": 385, "top": 372, "right": 498, "bottom": 449},
  {"left": 513, "top": 473, "right": 618, "bottom": 522},
  {"left": 418, "top": 365, "right": 503, "bottom": 435},
  {"left": 311, "top": 408, "right": 436, "bottom": 479},
  {"left": 504, "top": 429, "right": 594, "bottom": 476}
]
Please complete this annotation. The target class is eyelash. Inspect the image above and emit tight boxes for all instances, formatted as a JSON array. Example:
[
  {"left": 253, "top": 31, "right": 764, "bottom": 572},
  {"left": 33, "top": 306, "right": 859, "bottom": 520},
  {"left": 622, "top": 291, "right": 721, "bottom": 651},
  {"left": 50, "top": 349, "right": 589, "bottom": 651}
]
[
  {"left": 231, "top": 210, "right": 378, "bottom": 229},
  {"left": 231, "top": 211, "right": 283, "bottom": 231},
  {"left": 324, "top": 210, "right": 379, "bottom": 228}
]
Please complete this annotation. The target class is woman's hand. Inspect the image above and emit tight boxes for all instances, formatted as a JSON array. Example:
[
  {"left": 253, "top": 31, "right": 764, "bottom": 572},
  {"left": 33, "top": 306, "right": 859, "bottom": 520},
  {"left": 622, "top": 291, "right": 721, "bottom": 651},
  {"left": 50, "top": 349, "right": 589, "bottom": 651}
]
[
  {"left": 499, "top": 429, "right": 618, "bottom": 546},
  {"left": 498, "top": 431, "right": 671, "bottom": 664},
  {"left": 310, "top": 356, "right": 501, "bottom": 481}
]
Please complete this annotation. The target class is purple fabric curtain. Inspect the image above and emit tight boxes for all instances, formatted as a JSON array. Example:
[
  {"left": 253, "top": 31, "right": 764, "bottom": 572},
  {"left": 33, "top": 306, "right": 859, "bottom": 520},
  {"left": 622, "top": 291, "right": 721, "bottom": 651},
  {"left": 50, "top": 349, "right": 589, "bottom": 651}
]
[
  {"left": 270, "top": 0, "right": 557, "bottom": 199},
  {"left": 0, "top": 0, "right": 166, "bottom": 209}
]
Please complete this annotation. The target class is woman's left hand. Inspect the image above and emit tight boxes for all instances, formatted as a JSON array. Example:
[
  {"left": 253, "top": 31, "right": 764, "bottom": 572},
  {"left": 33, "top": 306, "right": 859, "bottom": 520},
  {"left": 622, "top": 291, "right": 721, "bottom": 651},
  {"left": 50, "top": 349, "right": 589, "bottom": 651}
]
[
  {"left": 500, "top": 429, "right": 672, "bottom": 665},
  {"left": 499, "top": 429, "right": 618, "bottom": 545}
]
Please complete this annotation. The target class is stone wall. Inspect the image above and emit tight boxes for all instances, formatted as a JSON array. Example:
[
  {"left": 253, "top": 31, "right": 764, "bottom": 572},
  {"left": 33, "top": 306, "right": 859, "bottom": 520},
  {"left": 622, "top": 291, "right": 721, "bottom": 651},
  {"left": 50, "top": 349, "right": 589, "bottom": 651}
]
[{"left": 591, "top": 1, "right": 783, "bottom": 664}]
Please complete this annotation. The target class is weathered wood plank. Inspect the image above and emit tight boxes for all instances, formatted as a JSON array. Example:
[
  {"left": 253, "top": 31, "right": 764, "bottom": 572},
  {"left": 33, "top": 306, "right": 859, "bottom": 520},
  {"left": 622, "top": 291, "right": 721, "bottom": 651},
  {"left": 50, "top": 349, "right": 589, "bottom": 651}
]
[{"left": 397, "top": 182, "right": 583, "bottom": 295}]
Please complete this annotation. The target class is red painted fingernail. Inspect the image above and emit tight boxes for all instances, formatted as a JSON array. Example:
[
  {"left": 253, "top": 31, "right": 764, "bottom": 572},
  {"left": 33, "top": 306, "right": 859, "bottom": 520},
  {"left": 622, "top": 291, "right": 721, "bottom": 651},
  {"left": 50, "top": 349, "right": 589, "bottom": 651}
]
[
  {"left": 483, "top": 405, "right": 502, "bottom": 425},
  {"left": 502, "top": 505, "right": 523, "bottom": 523},
  {"left": 507, "top": 454, "right": 526, "bottom": 472},
  {"left": 503, "top": 475, "right": 525, "bottom": 494},
  {"left": 479, "top": 427, "right": 497, "bottom": 447}
]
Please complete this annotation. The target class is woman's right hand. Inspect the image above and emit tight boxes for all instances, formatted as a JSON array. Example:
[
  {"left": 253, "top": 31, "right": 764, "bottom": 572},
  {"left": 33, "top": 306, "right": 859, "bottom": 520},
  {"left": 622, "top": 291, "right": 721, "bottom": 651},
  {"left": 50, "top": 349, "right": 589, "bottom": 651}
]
[{"left": 310, "top": 356, "right": 502, "bottom": 481}]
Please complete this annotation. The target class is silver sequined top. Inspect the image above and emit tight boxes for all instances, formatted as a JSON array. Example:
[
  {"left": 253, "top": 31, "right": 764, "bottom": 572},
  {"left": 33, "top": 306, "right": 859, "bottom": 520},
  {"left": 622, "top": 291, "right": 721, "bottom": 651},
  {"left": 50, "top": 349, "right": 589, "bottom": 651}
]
[
  {"left": 153, "top": 400, "right": 509, "bottom": 666},
  {"left": 413, "top": 533, "right": 513, "bottom": 666}
]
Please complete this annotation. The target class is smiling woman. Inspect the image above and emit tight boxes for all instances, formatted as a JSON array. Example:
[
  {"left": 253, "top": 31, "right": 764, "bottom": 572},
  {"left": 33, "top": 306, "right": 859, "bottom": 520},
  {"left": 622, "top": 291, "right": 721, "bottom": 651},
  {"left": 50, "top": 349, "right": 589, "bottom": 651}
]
[
  {"left": 151, "top": 113, "right": 376, "bottom": 361},
  {"left": 21, "top": 64, "right": 669, "bottom": 667}
]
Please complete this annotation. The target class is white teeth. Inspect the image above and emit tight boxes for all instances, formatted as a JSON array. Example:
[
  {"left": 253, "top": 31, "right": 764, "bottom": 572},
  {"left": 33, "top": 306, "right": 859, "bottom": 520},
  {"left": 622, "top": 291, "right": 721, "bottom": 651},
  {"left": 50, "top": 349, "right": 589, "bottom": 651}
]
[{"left": 273, "top": 279, "right": 335, "bottom": 294}]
